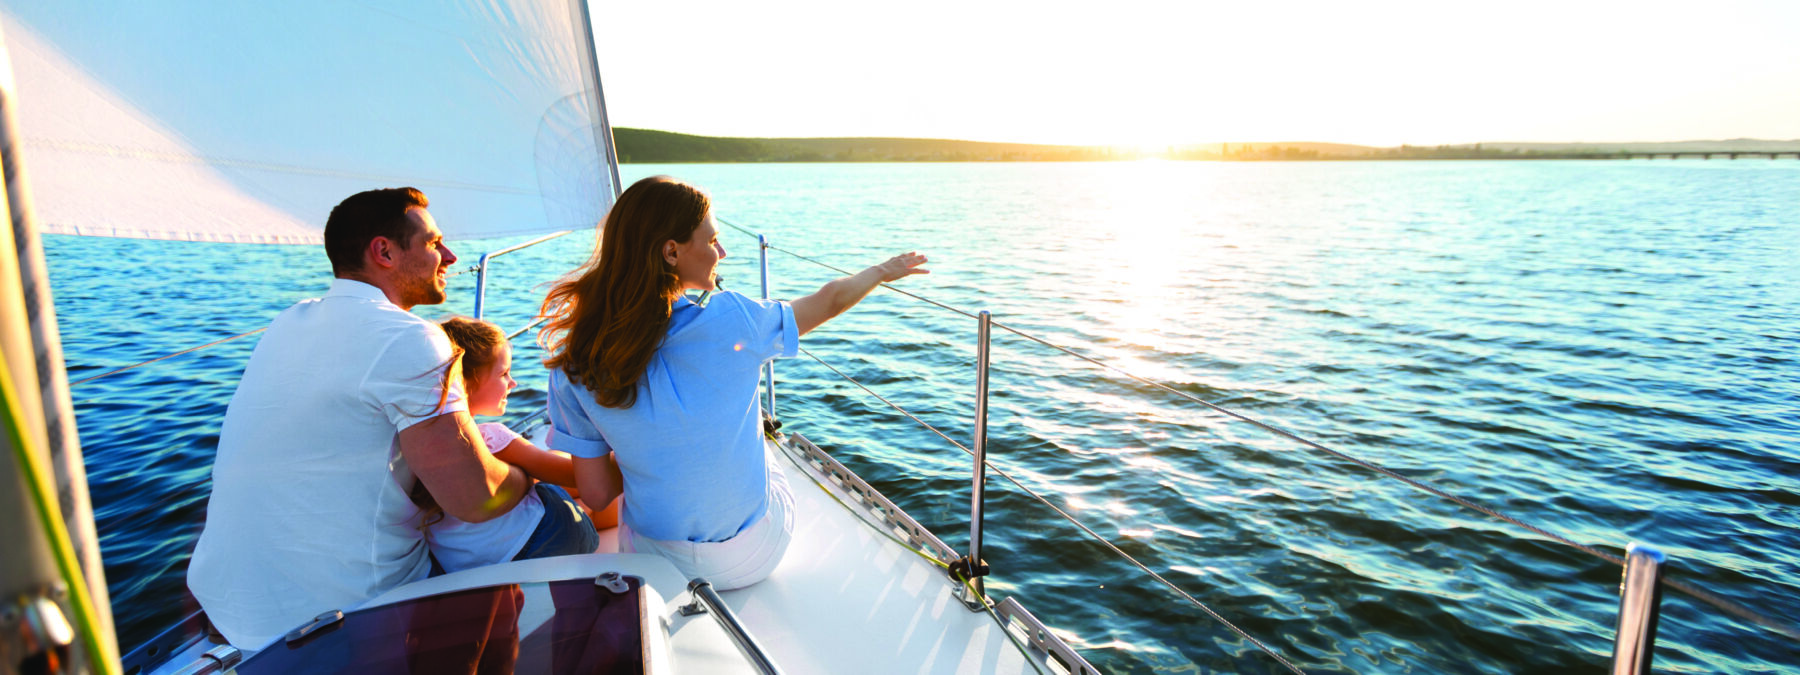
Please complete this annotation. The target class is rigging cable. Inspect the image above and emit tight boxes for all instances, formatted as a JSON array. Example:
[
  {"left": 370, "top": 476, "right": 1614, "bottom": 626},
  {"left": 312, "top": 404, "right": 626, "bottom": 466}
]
[
  {"left": 722, "top": 217, "right": 1800, "bottom": 642},
  {"left": 68, "top": 328, "right": 266, "bottom": 387},
  {"left": 69, "top": 228, "right": 573, "bottom": 388},
  {"left": 67, "top": 311, "right": 544, "bottom": 390},
  {"left": 800, "top": 346, "right": 1309, "bottom": 675}
]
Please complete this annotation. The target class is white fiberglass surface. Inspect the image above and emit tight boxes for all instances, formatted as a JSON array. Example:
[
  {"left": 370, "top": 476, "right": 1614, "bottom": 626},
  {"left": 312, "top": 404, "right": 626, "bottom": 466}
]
[
  {"left": 696, "top": 437, "right": 1038, "bottom": 675},
  {"left": 363, "top": 436, "right": 1043, "bottom": 674}
]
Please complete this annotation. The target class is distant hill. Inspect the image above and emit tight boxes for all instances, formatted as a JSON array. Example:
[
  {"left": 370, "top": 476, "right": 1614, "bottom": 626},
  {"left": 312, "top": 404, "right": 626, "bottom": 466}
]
[
  {"left": 611, "top": 128, "right": 769, "bottom": 163},
  {"left": 1180, "top": 142, "right": 1378, "bottom": 155},
  {"left": 1463, "top": 139, "right": 1800, "bottom": 153},
  {"left": 614, "top": 128, "right": 1119, "bottom": 162},
  {"left": 613, "top": 128, "right": 1800, "bottom": 163}
]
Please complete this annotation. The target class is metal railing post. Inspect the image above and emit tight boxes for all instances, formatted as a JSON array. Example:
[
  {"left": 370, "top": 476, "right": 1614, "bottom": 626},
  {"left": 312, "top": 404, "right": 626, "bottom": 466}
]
[
  {"left": 758, "top": 234, "right": 775, "bottom": 419},
  {"left": 950, "top": 310, "right": 993, "bottom": 608},
  {"left": 471, "top": 252, "right": 494, "bottom": 320},
  {"left": 684, "top": 579, "right": 784, "bottom": 675},
  {"left": 1610, "top": 542, "right": 1666, "bottom": 675},
  {"left": 467, "top": 230, "right": 572, "bottom": 322}
]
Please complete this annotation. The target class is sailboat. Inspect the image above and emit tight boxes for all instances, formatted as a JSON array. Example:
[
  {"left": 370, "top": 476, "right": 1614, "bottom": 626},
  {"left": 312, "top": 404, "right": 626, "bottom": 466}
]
[{"left": 0, "top": 1, "right": 1096, "bottom": 673}]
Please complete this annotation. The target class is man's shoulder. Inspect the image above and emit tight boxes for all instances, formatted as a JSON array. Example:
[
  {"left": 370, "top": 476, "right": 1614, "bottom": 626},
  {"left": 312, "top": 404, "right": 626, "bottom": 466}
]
[
  {"left": 260, "top": 296, "right": 450, "bottom": 374},
  {"left": 277, "top": 293, "right": 440, "bottom": 334}
]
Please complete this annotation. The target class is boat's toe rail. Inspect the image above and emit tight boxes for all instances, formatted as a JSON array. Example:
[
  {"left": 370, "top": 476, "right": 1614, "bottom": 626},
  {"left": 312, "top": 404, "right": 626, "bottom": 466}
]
[
  {"left": 782, "top": 432, "right": 958, "bottom": 565},
  {"left": 994, "top": 598, "right": 1101, "bottom": 675},
  {"left": 777, "top": 431, "right": 1100, "bottom": 675}
]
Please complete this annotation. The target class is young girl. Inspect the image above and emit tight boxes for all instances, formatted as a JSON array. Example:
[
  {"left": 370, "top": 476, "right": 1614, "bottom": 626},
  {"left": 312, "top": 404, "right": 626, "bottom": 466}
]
[{"left": 416, "top": 317, "right": 603, "bottom": 574}]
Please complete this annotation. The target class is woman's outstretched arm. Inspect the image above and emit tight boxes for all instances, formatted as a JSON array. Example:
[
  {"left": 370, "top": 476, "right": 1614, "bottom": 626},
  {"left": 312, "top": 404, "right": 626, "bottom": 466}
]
[{"left": 791, "top": 252, "right": 928, "bottom": 336}]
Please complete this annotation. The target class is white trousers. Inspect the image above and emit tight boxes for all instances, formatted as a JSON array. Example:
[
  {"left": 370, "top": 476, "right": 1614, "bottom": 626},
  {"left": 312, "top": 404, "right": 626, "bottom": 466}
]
[{"left": 620, "top": 454, "right": 795, "bottom": 590}]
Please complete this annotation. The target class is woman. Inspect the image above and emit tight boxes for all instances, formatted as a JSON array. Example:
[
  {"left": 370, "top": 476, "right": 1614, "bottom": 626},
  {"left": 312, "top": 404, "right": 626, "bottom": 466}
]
[{"left": 540, "top": 175, "right": 927, "bottom": 589}]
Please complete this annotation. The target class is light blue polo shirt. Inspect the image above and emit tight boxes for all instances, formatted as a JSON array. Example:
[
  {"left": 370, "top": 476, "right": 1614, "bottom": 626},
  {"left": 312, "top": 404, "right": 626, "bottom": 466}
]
[{"left": 547, "top": 291, "right": 798, "bottom": 543}]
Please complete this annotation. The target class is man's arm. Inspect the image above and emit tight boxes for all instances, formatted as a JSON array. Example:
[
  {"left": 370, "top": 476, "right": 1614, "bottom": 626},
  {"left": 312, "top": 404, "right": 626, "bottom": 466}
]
[
  {"left": 791, "top": 252, "right": 928, "bottom": 336},
  {"left": 399, "top": 411, "right": 529, "bottom": 523}
]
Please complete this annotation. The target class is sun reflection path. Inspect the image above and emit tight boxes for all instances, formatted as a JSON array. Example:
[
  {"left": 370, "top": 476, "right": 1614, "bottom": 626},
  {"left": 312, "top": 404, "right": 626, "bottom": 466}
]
[{"left": 1073, "top": 162, "right": 1233, "bottom": 351}]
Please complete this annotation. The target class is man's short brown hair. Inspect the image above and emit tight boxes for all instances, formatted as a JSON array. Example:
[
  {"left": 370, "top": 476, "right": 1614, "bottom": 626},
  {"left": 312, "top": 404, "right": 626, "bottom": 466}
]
[{"left": 324, "top": 188, "right": 429, "bottom": 276}]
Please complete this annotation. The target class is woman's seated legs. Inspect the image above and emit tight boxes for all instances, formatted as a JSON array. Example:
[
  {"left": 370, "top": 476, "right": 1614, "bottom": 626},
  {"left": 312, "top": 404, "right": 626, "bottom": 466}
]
[{"left": 620, "top": 456, "right": 795, "bottom": 590}]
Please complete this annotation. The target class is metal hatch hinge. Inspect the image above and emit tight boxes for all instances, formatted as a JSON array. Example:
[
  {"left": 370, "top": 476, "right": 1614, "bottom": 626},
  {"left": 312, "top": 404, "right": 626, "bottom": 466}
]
[
  {"left": 168, "top": 645, "right": 243, "bottom": 675},
  {"left": 595, "top": 571, "right": 635, "bottom": 595},
  {"left": 283, "top": 609, "right": 344, "bottom": 646}
]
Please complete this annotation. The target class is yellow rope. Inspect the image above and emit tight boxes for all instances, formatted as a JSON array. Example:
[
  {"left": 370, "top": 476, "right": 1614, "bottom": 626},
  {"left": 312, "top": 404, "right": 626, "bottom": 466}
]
[
  {"left": 772, "top": 432, "right": 949, "bottom": 569},
  {"left": 0, "top": 359, "right": 118, "bottom": 674}
]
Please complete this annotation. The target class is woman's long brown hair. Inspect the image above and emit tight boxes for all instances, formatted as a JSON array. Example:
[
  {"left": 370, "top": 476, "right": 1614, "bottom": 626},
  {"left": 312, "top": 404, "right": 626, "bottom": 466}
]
[{"left": 540, "top": 176, "right": 710, "bottom": 408}]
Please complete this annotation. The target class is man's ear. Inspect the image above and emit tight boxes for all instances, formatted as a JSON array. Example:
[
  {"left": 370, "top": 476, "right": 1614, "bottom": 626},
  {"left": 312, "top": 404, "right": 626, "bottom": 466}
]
[
  {"left": 368, "top": 236, "right": 398, "bottom": 270},
  {"left": 663, "top": 240, "right": 678, "bottom": 266}
]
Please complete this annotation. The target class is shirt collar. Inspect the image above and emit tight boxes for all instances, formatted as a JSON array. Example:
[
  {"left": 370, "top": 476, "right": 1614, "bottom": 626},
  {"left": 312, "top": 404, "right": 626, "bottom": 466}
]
[{"left": 326, "top": 278, "right": 396, "bottom": 306}]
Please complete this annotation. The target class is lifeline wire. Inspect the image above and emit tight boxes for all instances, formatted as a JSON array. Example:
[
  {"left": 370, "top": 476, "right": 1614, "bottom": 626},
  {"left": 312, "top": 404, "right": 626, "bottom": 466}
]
[
  {"left": 737, "top": 219, "right": 1800, "bottom": 642},
  {"left": 508, "top": 315, "right": 549, "bottom": 341},
  {"left": 799, "top": 346, "right": 1309, "bottom": 675},
  {"left": 69, "top": 327, "right": 267, "bottom": 387},
  {"left": 69, "top": 311, "right": 544, "bottom": 389},
  {"left": 69, "top": 227, "right": 573, "bottom": 388}
]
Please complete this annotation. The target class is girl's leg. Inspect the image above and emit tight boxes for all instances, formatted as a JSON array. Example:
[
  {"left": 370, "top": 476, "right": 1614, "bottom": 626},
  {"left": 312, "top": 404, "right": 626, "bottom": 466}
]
[{"left": 512, "top": 484, "right": 601, "bottom": 560}]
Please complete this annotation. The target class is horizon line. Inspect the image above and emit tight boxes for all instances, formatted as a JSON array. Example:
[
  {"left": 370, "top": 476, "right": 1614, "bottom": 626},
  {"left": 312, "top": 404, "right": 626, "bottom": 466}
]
[{"left": 615, "top": 127, "right": 1800, "bottom": 150}]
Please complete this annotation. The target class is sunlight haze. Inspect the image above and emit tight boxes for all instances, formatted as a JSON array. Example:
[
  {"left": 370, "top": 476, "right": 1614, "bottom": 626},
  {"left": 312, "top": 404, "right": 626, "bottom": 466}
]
[{"left": 593, "top": 0, "right": 1800, "bottom": 146}]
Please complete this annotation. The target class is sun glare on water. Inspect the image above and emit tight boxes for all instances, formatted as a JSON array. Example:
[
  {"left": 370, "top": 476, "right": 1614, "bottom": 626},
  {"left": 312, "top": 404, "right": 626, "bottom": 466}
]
[{"left": 1074, "top": 163, "right": 1228, "bottom": 364}]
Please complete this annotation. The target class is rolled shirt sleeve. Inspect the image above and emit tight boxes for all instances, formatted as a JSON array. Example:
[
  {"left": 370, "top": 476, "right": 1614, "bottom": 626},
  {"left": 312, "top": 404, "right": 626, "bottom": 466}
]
[
  {"left": 547, "top": 370, "right": 611, "bottom": 459},
  {"left": 728, "top": 293, "right": 798, "bottom": 363}
]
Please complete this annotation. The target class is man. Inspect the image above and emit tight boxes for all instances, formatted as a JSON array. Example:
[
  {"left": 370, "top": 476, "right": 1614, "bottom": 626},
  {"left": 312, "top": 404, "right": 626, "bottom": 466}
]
[{"left": 188, "top": 188, "right": 533, "bottom": 649}]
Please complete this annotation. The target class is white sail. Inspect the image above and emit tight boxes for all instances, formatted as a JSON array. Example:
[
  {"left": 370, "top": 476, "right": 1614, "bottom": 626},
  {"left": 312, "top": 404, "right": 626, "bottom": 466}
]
[
  {"left": 0, "top": 1, "right": 618, "bottom": 244},
  {"left": 0, "top": 2, "right": 620, "bottom": 670}
]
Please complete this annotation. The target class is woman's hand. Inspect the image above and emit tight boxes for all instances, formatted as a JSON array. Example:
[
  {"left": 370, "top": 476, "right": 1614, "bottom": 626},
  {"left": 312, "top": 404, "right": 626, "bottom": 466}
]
[
  {"left": 871, "top": 252, "right": 930, "bottom": 282},
  {"left": 794, "top": 251, "right": 932, "bottom": 336}
]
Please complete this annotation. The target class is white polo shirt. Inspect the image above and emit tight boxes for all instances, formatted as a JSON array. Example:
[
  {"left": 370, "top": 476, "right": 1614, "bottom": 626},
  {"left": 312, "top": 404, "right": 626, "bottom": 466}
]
[{"left": 189, "top": 279, "right": 464, "bottom": 649}]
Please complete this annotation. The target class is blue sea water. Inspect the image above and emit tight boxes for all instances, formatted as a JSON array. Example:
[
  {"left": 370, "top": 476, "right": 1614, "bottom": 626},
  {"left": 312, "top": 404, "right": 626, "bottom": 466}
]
[{"left": 45, "top": 160, "right": 1800, "bottom": 673}]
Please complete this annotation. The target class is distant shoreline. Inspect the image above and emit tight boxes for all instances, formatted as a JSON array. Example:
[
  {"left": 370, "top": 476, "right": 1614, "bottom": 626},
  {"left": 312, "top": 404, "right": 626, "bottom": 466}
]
[{"left": 614, "top": 128, "right": 1800, "bottom": 164}]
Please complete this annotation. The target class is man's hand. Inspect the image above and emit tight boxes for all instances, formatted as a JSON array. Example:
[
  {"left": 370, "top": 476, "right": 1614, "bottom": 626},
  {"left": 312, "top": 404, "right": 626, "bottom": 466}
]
[{"left": 399, "top": 411, "right": 529, "bottom": 523}]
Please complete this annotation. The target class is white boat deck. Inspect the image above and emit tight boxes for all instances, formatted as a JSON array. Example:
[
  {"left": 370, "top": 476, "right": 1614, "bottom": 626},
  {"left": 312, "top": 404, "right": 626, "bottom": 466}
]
[{"left": 357, "top": 432, "right": 1055, "bottom": 674}]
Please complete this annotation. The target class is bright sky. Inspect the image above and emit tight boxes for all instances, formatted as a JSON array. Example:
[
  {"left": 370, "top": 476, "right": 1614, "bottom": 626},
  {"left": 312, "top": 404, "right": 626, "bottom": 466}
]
[{"left": 593, "top": 0, "right": 1800, "bottom": 147}]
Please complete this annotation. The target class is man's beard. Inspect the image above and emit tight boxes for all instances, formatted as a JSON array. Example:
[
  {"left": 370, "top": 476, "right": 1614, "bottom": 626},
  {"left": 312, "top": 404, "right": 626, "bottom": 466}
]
[{"left": 399, "top": 268, "right": 447, "bottom": 307}]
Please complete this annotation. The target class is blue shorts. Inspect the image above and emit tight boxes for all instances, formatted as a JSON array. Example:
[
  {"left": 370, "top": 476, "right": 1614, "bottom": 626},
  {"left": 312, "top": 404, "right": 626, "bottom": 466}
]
[{"left": 511, "top": 483, "right": 599, "bottom": 562}]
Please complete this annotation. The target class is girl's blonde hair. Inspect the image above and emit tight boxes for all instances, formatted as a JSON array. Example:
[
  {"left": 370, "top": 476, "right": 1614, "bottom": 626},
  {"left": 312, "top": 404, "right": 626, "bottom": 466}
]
[{"left": 440, "top": 316, "right": 506, "bottom": 380}]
